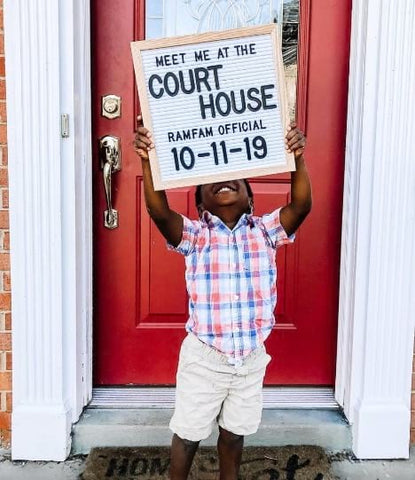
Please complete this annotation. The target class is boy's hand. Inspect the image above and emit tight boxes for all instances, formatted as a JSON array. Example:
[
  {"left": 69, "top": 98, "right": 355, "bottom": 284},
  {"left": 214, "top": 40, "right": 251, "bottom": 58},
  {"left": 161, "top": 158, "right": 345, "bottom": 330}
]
[
  {"left": 134, "top": 116, "right": 183, "bottom": 247},
  {"left": 134, "top": 115, "right": 154, "bottom": 161},
  {"left": 280, "top": 121, "right": 311, "bottom": 236},
  {"left": 285, "top": 122, "right": 306, "bottom": 160}
]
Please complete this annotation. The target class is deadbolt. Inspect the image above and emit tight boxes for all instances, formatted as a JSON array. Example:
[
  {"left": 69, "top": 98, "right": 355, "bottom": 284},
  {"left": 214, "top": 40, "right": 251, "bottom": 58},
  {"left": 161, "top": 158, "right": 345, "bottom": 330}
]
[{"left": 102, "top": 95, "right": 121, "bottom": 119}]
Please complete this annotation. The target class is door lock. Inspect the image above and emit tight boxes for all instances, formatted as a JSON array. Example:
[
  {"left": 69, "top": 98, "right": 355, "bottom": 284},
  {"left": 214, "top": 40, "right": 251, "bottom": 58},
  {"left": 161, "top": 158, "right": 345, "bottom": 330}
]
[
  {"left": 102, "top": 95, "right": 122, "bottom": 119},
  {"left": 99, "top": 135, "right": 121, "bottom": 229}
]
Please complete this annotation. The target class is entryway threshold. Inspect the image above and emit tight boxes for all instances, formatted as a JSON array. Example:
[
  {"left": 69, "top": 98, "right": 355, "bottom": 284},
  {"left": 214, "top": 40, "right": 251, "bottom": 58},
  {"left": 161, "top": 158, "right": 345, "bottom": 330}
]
[
  {"left": 72, "top": 389, "right": 351, "bottom": 455},
  {"left": 89, "top": 387, "right": 339, "bottom": 409}
]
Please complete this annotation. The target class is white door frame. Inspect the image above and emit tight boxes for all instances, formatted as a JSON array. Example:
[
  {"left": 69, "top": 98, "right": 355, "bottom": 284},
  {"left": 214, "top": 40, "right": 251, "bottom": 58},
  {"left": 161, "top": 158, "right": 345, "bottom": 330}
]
[
  {"left": 5, "top": 0, "right": 93, "bottom": 460},
  {"left": 335, "top": 0, "right": 415, "bottom": 458},
  {"left": 4, "top": 0, "right": 415, "bottom": 460}
]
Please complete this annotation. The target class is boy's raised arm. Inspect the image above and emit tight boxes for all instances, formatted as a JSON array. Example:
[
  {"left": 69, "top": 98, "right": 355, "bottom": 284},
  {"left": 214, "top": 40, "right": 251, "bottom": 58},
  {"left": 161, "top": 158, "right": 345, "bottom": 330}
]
[
  {"left": 134, "top": 117, "right": 183, "bottom": 247},
  {"left": 280, "top": 123, "right": 312, "bottom": 237}
]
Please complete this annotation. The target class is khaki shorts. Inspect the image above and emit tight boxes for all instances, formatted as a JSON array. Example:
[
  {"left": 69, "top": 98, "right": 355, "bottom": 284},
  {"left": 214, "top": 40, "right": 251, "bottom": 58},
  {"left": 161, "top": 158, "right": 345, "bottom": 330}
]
[{"left": 169, "top": 333, "right": 271, "bottom": 442}]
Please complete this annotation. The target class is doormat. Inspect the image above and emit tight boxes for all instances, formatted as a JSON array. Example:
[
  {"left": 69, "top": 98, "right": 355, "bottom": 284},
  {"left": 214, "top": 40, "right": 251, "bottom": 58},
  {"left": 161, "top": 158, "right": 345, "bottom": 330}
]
[{"left": 81, "top": 446, "right": 334, "bottom": 479}]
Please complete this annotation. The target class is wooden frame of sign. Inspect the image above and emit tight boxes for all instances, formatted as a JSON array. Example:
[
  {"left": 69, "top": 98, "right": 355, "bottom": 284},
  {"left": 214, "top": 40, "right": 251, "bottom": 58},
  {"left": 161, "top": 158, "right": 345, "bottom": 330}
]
[{"left": 131, "top": 24, "right": 295, "bottom": 191}]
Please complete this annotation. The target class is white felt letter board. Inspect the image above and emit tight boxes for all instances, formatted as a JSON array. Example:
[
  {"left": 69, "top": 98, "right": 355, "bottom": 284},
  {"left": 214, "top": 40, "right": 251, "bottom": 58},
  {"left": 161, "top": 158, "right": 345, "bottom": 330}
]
[{"left": 131, "top": 24, "right": 295, "bottom": 190}]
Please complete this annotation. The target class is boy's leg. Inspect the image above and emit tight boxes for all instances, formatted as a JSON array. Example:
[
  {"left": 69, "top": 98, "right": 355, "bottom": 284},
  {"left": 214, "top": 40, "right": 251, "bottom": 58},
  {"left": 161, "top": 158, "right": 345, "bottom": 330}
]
[
  {"left": 170, "top": 334, "right": 231, "bottom": 477},
  {"left": 217, "top": 346, "right": 271, "bottom": 480},
  {"left": 217, "top": 426, "right": 244, "bottom": 480},
  {"left": 169, "top": 433, "right": 200, "bottom": 480}
]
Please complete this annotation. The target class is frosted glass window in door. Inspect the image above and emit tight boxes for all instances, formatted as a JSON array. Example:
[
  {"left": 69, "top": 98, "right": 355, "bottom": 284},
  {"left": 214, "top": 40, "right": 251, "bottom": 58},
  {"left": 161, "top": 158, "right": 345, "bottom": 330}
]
[{"left": 145, "top": 0, "right": 299, "bottom": 117}]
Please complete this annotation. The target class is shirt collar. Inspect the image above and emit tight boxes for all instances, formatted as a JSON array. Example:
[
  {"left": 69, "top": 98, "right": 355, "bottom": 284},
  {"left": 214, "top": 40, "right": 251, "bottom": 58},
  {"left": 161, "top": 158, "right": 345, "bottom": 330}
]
[{"left": 201, "top": 210, "right": 255, "bottom": 230}]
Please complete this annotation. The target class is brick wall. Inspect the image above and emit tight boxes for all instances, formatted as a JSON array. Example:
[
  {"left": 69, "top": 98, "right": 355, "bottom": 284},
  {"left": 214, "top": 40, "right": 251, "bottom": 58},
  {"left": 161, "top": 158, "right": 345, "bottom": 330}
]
[{"left": 0, "top": 0, "right": 11, "bottom": 449}]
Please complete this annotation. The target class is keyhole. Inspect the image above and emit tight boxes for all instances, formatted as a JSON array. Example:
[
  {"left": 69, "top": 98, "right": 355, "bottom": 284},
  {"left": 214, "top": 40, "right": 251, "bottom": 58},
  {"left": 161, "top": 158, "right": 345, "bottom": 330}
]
[{"left": 105, "top": 100, "right": 118, "bottom": 113}]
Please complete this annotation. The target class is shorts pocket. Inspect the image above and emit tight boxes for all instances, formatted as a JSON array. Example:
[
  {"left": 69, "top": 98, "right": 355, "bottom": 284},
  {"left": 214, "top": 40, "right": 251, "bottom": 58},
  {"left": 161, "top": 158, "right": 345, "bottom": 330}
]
[
  {"left": 247, "top": 350, "right": 272, "bottom": 374},
  {"left": 178, "top": 350, "right": 198, "bottom": 372}
]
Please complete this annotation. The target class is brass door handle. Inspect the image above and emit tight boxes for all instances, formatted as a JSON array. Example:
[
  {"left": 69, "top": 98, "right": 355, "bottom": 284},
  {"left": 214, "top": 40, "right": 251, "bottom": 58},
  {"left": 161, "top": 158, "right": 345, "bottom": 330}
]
[{"left": 99, "top": 135, "right": 121, "bottom": 229}]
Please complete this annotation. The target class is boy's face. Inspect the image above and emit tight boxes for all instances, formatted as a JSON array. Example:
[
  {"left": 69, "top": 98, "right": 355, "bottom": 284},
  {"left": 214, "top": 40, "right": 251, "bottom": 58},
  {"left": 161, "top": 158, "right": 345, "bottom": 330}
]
[{"left": 199, "top": 180, "right": 252, "bottom": 218}]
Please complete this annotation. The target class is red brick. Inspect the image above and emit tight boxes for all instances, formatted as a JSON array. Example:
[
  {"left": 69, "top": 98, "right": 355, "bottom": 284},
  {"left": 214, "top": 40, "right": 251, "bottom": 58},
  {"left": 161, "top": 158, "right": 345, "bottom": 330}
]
[
  {"left": 5, "top": 392, "right": 11, "bottom": 412},
  {"left": 412, "top": 394, "right": 415, "bottom": 411},
  {"left": 0, "top": 101, "right": 6, "bottom": 122},
  {"left": 2, "top": 230, "right": 8, "bottom": 250},
  {"left": 4, "top": 312, "right": 10, "bottom": 330},
  {"left": 0, "top": 167, "right": 7, "bottom": 187},
  {"left": 0, "top": 124, "right": 6, "bottom": 144},
  {"left": 1, "top": 146, "right": 7, "bottom": 166},
  {"left": 0, "top": 293, "right": 10, "bottom": 310},
  {"left": 0, "top": 79, "right": 5, "bottom": 100},
  {"left": 0, "top": 252, "right": 9, "bottom": 269},
  {"left": 5, "top": 351, "right": 11, "bottom": 371},
  {"left": 0, "top": 412, "right": 10, "bottom": 429},
  {"left": 0, "top": 332, "right": 10, "bottom": 350},
  {"left": 1, "top": 189, "right": 7, "bottom": 208},
  {"left": 0, "top": 36, "right": 3, "bottom": 56},
  {"left": 0, "top": 10, "right": 3, "bottom": 33},
  {"left": 0, "top": 371, "right": 11, "bottom": 390},
  {"left": 0, "top": 333, "right": 11, "bottom": 352},
  {"left": 2, "top": 271, "right": 9, "bottom": 291},
  {"left": 0, "top": 429, "right": 11, "bottom": 449},
  {"left": 411, "top": 428, "right": 415, "bottom": 445},
  {"left": 0, "top": 210, "right": 8, "bottom": 228}
]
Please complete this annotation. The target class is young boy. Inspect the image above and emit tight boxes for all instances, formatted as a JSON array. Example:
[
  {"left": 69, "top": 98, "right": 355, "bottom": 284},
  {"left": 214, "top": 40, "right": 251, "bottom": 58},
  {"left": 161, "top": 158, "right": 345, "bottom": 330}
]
[{"left": 134, "top": 116, "right": 311, "bottom": 480}]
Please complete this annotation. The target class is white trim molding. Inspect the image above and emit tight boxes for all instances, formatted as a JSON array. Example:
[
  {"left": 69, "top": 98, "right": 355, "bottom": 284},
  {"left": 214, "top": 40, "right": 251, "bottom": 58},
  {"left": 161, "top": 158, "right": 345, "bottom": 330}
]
[
  {"left": 4, "top": 0, "right": 92, "bottom": 461},
  {"left": 336, "top": 0, "right": 415, "bottom": 459}
]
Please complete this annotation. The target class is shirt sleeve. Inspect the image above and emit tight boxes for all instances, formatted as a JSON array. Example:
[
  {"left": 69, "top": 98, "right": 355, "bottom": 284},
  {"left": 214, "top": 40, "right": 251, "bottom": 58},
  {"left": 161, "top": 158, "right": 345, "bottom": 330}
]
[
  {"left": 167, "top": 214, "right": 200, "bottom": 256},
  {"left": 260, "top": 207, "right": 295, "bottom": 249}
]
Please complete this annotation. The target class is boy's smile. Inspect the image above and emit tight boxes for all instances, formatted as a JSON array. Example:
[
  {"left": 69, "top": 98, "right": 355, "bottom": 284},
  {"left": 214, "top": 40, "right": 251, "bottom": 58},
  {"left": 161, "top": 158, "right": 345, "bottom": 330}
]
[
  {"left": 213, "top": 182, "right": 238, "bottom": 195},
  {"left": 199, "top": 180, "right": 252, "bottom": 229},
  {"left": 202, "top": 180, "right": 245, "bottom": 204}
]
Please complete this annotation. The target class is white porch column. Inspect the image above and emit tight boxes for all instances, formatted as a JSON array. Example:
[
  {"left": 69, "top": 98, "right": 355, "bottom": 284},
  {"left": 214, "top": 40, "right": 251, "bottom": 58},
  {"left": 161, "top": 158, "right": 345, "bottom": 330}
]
[
  {"left": 4, "top": 0, "right": 92, "bottom": 460},
  {"left": 336, "top": 0, "right": 415, "bottom": 459}
]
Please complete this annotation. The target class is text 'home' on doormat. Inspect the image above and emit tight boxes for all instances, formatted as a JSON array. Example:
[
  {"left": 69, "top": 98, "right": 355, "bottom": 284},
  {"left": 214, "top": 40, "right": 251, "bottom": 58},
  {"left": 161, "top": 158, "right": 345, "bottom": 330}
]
[{"left": 82, "top": 445, "right": 334, "bottom": 479}]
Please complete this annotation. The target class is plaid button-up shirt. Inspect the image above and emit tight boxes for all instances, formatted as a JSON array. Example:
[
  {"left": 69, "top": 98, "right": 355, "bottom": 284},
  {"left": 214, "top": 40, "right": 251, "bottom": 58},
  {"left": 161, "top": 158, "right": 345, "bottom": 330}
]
[{"left": 169, "top": 207, "right": 294, "bottom": 365}]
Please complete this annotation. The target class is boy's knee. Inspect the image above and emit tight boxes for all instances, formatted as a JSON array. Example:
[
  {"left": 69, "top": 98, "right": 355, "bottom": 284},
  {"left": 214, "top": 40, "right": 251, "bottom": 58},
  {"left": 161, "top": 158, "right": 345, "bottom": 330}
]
[
  {"left": 173, "top": 433, "right": 200, "bottom": 450},
  {"left": 218, "top": 426, "right": 244, "bottom": 444},
  {"left": 182, "top": 438, "right": 200, "bottom": 448}
]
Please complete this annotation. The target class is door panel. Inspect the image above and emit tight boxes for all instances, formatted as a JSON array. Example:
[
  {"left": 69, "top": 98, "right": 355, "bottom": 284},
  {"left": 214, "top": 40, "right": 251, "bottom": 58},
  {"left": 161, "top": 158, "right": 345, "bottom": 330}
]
[{"left": 93, "top": 0, "right": 352, "bottom": 385}]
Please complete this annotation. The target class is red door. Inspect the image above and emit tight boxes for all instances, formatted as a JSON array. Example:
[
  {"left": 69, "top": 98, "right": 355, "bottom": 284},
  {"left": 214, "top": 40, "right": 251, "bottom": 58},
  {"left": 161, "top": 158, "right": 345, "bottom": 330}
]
[{"left": 92, "top": 0, "right": 351, "bottom": 385}]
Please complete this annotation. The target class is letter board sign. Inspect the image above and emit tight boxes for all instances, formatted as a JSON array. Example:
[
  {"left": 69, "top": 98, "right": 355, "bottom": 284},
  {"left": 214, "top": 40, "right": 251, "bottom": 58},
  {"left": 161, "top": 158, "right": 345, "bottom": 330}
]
[{"left": 131, "top": 24, "right": 295, "bottom": 190}]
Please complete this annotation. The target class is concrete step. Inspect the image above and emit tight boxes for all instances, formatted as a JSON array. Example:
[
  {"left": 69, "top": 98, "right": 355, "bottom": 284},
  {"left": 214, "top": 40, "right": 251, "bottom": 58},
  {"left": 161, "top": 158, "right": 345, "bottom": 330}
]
[{"left": 71, "top": 408, "right": 352, "bottom": 455}]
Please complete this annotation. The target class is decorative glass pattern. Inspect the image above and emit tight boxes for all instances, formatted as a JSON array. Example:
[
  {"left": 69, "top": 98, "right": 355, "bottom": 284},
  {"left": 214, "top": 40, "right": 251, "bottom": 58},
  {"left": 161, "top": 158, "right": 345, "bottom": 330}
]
[
  {"left": 145, "top": 0, "right": 299, "bottom": 117},
  {"left": 282, "top": 0, "right": 299, "bottom": 65},
  {"left": 182, "top": 0, "right": 279, "bottom": 31}
]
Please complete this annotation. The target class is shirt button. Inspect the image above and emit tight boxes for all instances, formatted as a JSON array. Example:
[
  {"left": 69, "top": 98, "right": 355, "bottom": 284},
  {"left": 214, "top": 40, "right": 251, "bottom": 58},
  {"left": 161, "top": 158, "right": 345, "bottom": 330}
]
[{"left": 234, "top": 295, "right": 239, "bottom": 300}]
